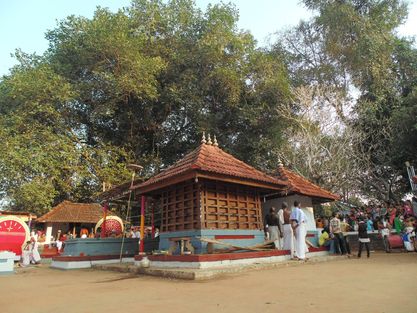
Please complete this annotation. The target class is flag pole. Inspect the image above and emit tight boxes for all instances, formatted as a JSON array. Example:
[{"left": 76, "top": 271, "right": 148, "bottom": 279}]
[{"left": 140, "top": 195, "right": 146, "bottom": 253}]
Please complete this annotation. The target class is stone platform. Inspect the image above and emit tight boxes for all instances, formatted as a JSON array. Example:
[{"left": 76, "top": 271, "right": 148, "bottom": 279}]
[
  {"left": 93, "top": 252, "right": 342, "bottom": 280},
  {"left": 134, "top": 247, "right": 328, "bottom": 269}
]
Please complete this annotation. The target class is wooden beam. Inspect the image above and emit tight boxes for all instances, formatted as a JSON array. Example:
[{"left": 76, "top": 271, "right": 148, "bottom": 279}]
[{"left": 196, "top": 172, "right": 286, "bottom": 192}]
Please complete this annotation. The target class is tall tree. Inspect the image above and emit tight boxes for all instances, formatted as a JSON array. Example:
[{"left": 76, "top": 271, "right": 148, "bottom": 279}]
[
  {"left": 0, "top": 0, "right": 292, "bottom": 212},
  {"left": 300, "top": 0, "right": 416, "bottom": 200}
]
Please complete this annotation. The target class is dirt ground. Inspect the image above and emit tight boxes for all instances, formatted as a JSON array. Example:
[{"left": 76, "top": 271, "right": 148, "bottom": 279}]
[{"left": 1, "top": 252, "right": 417, "bottom": 313}]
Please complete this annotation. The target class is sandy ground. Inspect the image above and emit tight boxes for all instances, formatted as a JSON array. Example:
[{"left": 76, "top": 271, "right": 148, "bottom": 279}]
[{"left": 1, "top": 252, "right": 417, "bottom": 313}]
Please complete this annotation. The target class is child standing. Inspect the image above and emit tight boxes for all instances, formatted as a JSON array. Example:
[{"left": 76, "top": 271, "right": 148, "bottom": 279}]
[{"left": 358, "top": 219, "right": 370, "bottom": 258}]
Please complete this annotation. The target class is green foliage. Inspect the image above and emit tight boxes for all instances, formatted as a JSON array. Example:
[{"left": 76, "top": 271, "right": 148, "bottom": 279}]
[
  {"left": 304, "top": 0, "right": 408, "bottom": 92},
  {"left": 1, "top": 0, "right": 415, "bottom": 213},
  {"left": 0, "top": 59, "right": 132, "bottom": 214},
  {"left": 0, "top": 0, "right": 291, "bottom": 213}
]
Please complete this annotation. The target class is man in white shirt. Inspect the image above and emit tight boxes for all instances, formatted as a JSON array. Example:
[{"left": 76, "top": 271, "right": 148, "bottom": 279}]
[{"left": 290, "top": 201, "right": 308, "bottom": 260}]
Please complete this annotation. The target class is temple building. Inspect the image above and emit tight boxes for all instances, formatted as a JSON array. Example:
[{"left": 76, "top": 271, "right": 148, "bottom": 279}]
[
  {"left": 131, "top": 135, "right": 287, "bottom": 253},
  {"left": 49, "top": 135, "right": 340, "bottom": 269}
]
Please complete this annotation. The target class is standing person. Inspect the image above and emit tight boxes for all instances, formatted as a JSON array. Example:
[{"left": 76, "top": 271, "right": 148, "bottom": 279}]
[
  {"left": 377, "top": 217, "right": 392, "bottom": 251},
  {"left": 19, "top": 241, "right": 32, "bottom": 267},
  {"left": 330, "top": 212, "right": 346, "bottom": 255},
  {"left": 134, "top": 227, "right": 141, "bottom": 239},
  {"left": 394, "top": 214, "right": 404, "bottom": 234},
  {"left": 340, "top": 219, "right": 352, "bottom": 257},
  {"left": 357, "top": 218, "right": 371, "bottom": 258},
  {"left": 366, "top": 215, "right": 374, "bottom": 232},
  {"left": 388, "top": 203, "right": 397, "bottom": 226},
  {"left": 403, "top": 200, "right": 413, "bottom": 218},
  {"left": 282, "top": 202, "right": 294, "bottom": 257},
  {"left": 30, "top": 236, "right": 41, "bottom": 265},
  {"left": 277, "top": 204, "right": 285, "bottom": 249},
  {"left": 264, "top": 207, "right": 281, "bottom": 249},
  {"left": 290, "top": 201, "right": 308, "bottom": 260}
]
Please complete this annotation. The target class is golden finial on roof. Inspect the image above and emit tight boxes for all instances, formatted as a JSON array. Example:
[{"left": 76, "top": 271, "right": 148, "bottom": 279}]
[
  {"left": 207, "top": 133, "right": 213, "bottom": 145},
  {"left": 201, "top": 132, "right": 207, "bottom": 144},
  {"left": 213, "top": 135, "right": 218, "bottom": 147}
]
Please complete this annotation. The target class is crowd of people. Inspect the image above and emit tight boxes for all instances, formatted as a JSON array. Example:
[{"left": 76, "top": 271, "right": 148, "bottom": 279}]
[
  {"left": 317, "top": 199, "right": 417, "bottom": 256},
  {"left": 264, "top": 201, "right": 309, "bottom": 261},
  {"left": 264, "top": 199, "right": 417, "bottom": 261}
]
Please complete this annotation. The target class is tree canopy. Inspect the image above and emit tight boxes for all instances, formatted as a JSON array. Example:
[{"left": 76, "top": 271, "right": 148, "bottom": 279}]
[
  {"left": 0, "top": 0, "right": 416, "bottom": 213},
  {"left": 0, "top": 0, "right": 292, "bottom": 213}
]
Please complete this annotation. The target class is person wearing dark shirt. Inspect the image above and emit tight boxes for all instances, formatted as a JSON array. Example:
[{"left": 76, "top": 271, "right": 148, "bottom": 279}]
[
  {"left": 358, "top": 219, "right": 370, "bottom": 258},
  {"left": 264, "top": 207, "right": 282, "bottom": 249},
  {"left": 282, "top": 202, "right": 294, "bottom": 256}
]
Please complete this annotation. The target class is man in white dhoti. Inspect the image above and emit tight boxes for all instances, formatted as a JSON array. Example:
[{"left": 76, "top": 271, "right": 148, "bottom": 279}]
[
  {"left": 30, "top": 236, "right": 41, "bottom": 264},
  {"left": 264, "top": 207, "right": 282, "bottom": 249},
  {"left": 20, "top": 241, "right": 31, "bottom": 267},
  {"left": 282, "top": 202, "right": 294, "bottom": 257},
  {"left": 290, "top": 201, "right": 308, "bottom": 260}
]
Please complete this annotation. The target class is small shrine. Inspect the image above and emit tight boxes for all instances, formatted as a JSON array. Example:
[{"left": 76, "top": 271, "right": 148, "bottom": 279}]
[
  {"left": 37, "top": 201, "right": 107, "bottom": 243},
  {"left": 131, "top": 134, "right": 287, "bottom": 253},
  {"left": 263, "top": 161, "right": 340, "bottom": 243}
]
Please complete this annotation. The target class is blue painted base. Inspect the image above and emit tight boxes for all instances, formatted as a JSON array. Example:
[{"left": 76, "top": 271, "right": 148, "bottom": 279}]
[
  {"left": 62, "top": 238, "right": 139, "bottom": 257},
  {"left": 159, "top": 229, "right": 265, "bottom": 254},
  {"left": 307, "top": 231, "right": 319, "bottom": 247}
]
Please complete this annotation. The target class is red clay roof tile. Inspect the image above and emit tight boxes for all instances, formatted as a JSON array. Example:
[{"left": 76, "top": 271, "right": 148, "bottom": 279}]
[
  {"left": 276, "top": 165, "right": 340, "bottom": 201},
  {"left": 133, "top": 143, "right": 287, "bottom": 192},
  {"left": 37, "top": 201, "right": 104, "bottom": 223}
]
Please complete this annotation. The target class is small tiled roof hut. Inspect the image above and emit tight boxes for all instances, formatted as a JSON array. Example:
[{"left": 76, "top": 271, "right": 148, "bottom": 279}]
[
  {"left": 37, "top": 201, "right": 104, "bottom": 243},
  {"left": 37, "top": 201, "right": 103, "bottom": 224},
  {"left": 262, "top": 162, "right": 340, "bottom": 236},
  {"left": 274, "top": 162, "right": 340, "bottom": 203}
]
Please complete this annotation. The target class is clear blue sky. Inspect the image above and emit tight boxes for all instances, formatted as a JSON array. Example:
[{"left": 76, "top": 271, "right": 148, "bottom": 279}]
[{"left": 1, "top": 0, "right": 416, "bottom": 76}]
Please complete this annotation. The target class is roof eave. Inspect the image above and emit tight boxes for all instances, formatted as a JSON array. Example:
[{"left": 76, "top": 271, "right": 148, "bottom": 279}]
[
  {"left": 36, "top": 219, "right": 100, "bottom": 223},
  {"left": 132, "top": 170, "right": 198, "bottom": 195},
  {"left": 131, "top": 169, "right": 287, "bottom": 195},
  {"left": 195, "top": 171, "right": 287, "bottom": 191}
]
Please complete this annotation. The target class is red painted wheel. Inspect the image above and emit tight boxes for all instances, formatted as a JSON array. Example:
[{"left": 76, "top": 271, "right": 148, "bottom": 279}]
[{"left": 0, "top": 216, "right": 30, "bottom": 256}]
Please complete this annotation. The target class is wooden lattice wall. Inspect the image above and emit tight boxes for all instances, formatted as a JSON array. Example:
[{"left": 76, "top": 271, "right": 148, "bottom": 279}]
[
  {"left": 159, "top": 179, "right": 264, "bottom": 232},
  {"left": 160, "top": 180, "right": 200, "bottom": 232},
  {"left": 200, "top": 180, "right": 263, "bottom": 230}
]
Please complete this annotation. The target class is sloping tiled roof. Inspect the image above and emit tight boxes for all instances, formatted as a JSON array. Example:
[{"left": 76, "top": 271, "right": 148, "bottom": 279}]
[
  {"left": 276, "top": 165, "right": 340, "bottom": 201},
  {"left": 132, "top": 143, "right": 287, "bottom": 192},
  {"left": 37, "top": 201, "right": 103, "bottom": 223}
]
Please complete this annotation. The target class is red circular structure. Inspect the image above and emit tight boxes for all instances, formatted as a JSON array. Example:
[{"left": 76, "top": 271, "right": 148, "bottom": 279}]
[
  {"left": 95, "top": 216, "right": 124, "bottom": 237},
  {"left": 0, "top": 216, "right": 30, "bottom": 256}
]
